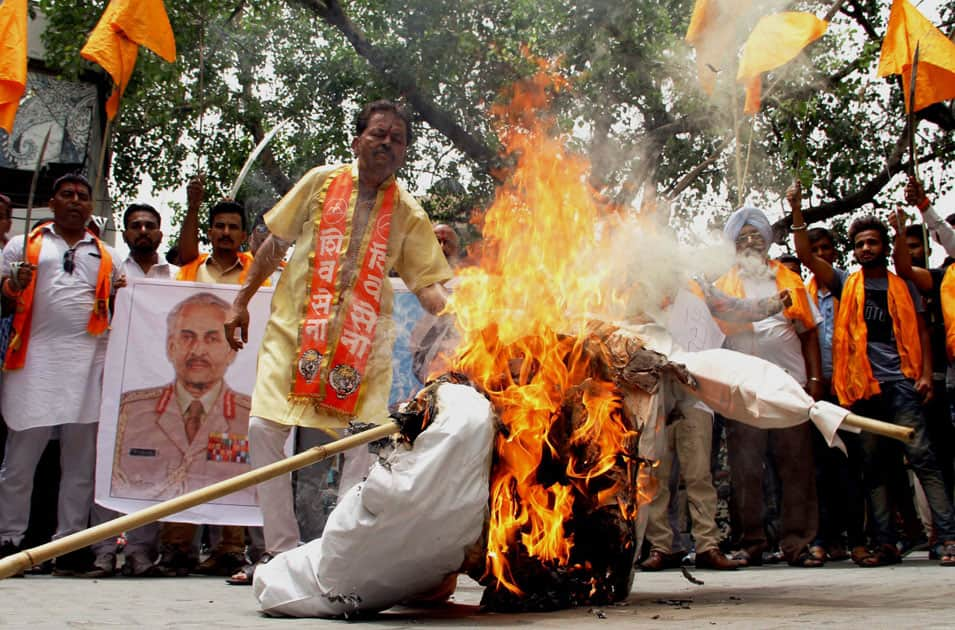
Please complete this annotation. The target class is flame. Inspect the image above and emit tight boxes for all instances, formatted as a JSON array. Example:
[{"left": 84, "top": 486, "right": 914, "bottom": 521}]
[{"left": 447, "top": 67, "right": 647, "bottom": 596}]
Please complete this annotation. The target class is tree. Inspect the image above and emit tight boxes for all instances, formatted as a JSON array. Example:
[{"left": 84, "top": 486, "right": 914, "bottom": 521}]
[{"left": 37, "top": 0, "right": 955, "bottom": 243}]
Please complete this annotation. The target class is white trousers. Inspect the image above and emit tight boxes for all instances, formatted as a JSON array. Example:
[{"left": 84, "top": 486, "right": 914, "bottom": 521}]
[
  {"left": 249, "top": 417, "right": 374, "bottom": 556},
  {"left": 0, "top": 423, "right": 97, "bottom": 544}
]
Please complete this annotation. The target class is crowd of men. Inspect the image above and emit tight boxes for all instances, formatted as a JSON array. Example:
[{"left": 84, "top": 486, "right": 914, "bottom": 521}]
[
  {"left": 643, "top": 176, "right": 955, "bottom": 572},
  {"left": 0, "top": 100, "right": 953, "bottom": 591}
]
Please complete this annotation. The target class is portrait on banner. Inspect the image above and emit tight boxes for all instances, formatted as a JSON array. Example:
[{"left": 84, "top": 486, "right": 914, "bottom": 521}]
[{"left": 96, "top": 279, "right": 273, "bottom": 526}]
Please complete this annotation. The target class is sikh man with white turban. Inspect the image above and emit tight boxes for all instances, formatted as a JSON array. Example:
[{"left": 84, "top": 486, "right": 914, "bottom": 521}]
[{"left": 713, "top": 206, "right": 826, "bottom": 568}]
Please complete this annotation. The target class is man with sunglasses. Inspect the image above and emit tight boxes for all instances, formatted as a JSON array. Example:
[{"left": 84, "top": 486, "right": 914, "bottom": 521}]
[{"left": 0, "top": 174, "right": 121, "bottom": 576}]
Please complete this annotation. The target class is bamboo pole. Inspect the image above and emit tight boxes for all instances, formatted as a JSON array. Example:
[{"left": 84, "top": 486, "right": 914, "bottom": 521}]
[
  {"left": 842, "top": 413, "right": 913, "bottom": 443},
  {"left": 0, "top": 422, "right": 400, "bottom": 580}
]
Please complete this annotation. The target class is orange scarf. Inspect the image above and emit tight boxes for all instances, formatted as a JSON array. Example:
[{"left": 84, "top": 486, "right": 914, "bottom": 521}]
[
  {"left": 176, "top": 252, "right": 267, "bottom": 285},
  {"left": 713, "top": 261, "right": 816, "bottom": 336},
  {"left": 832, "top": 270, "right": 922, "bottom": 406},
  {"left": 5, "top": 223, "right": 113, "bottom": 370},
  {"left": 292, "top": 166, "right": 396, "bottom": 415},
  {"left": 939, "top": 264, "right": 955, "bottom": 362}
]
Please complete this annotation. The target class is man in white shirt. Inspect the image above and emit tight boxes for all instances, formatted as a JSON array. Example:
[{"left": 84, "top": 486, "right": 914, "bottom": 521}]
[
  {"left": 121, "top": 203, "right": 179, "bottom": 280},
  {"left": 87, "top": 203, "right": 178, "bottom": 578},
  {"left": 0, "top": 174, "right": 121, "bottom": 576}
]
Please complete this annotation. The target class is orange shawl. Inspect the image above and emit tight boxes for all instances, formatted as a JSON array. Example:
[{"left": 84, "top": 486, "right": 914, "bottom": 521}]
[
  {"left": 713, "top": 261, "right": 816, "bottom": 336},
  {"left": 939, "top": 264, "right": 955, "bottom": 362},
  {"left": 832, "top": 270, "right": 922, "bottom": 406},
  {"left": 176, "top": 252, "right": 269, "bottom": 286},
  {"left": 5, "top": 223, "right": 113, "bottom": 370}
]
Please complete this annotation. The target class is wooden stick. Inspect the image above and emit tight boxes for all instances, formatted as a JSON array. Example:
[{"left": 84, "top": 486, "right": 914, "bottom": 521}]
[
  {"left": 842, "top": 413, "right": 913, "bottom": 443},
  {"left": 0, "top": 422, "right": 400, "bottom": 579}
]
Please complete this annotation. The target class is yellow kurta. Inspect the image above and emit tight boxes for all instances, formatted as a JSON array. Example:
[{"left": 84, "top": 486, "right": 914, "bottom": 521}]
[{"left": 252, "top": 162, "right": 452, "bottom": 430}]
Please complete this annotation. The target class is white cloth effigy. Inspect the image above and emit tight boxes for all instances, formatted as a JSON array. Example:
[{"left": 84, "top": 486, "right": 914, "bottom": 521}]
[
  {"left": 253, "top": 383, "right": 495, "bottom": 617},
  {"left": 672, "top": 348, "right": 859, "bottom": 453}
]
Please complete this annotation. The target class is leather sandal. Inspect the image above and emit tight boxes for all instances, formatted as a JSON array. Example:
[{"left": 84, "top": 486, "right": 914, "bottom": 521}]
[
  {"left": 226, "top": 553, "right": 274, "bottom": 586},
  {"left": 857, "top": 543, "right": 901, "bottom": 568}
]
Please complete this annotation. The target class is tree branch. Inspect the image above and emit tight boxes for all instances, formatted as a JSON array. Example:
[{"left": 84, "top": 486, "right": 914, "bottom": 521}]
[
  {"left": 293, "top": 0, "right": 501, "bottom": 178},
  {"left": 770, "top": 133, "right": 955, "bottom": 241}
]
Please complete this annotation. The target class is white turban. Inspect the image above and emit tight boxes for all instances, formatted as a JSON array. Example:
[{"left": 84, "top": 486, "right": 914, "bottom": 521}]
[{"left": 723, "top": 206, "right": 773, "bottom": 253}]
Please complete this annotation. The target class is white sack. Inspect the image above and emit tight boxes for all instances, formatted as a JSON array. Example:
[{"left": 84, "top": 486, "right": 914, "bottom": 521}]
[
  {"left": 672, "top": 348, "right": 857, "bottom": 453},
  {"left": 254, "top": 383, "right": 495, "bottom": 617}
]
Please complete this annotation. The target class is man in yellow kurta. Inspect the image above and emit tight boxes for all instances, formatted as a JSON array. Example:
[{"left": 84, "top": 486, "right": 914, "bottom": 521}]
[{"left": 223, "top": 100, "right": 452, "bottom": 584}]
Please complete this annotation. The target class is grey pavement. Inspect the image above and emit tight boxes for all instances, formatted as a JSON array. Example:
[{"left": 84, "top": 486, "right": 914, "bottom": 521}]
[{"left": 1, "top": 552, "right": 953, "bottom": 628}]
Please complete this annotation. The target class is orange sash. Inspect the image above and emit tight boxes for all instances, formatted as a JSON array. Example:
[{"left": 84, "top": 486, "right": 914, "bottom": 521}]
[
  {"left": 5, "top": 223, "right": 113, "bottom": 370},
  {"left": 292, "top": 166, "right": 396, "bottom": 415},
  {"left": 939, "top": 264, "right": 955, "bottom": 361},
  {"left": 832, "top": 270, "right": 922, "bottom": 406},
  {"left": 176, "top": 252, "right": 266, "bottom": 285},
  {"left": 713, "top": 261, "right": 816, "bottom": 336}
]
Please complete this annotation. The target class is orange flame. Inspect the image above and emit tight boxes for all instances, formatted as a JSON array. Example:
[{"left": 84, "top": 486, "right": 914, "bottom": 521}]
[{"left": 448, "top": 67, "right": 646, "bottom": 596}]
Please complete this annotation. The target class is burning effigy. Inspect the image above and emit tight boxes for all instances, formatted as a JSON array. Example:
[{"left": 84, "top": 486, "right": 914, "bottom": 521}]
[{"left": 248, "top": 69, "right": 890, "bottom": 618}]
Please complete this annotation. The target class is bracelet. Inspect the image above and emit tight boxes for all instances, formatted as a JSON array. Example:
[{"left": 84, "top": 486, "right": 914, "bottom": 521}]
[
  {"left": 917, "top": 197, "right": 931, "bottom": 211},
  {"left": 791, "top": 223, "right": 807, "bottom": 231},
  {"left": 808, "top": 377, "right": 823, "bottom": 383}
]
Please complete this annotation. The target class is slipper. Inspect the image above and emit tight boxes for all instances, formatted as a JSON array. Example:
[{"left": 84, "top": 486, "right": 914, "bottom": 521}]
[
  {"left": 226, "top": 553, "right": 273, "bottom": 586},
  {"left": 938, "top": 541, "right": 955, "bottom": 567}
]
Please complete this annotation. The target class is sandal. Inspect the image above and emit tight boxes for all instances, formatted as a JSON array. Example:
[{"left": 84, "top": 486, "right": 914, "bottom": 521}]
[
  {"left": 850, "top": 546, "right": 871, "bottom": 565},
  {"left": 857, "top": 543, "right": 900, "bottom": 568},
  {"left": 788, "top": 547, "right": 825, "bottom": 568},
  {"left": 826, "top": 545, "right": 849, "bottom": 562},
  {"left": 937, "top": 541, "right": 955, "bottom": 567},
  {"left": 808, "top": 545, "right": 827, "bottom": 563},
  {"left": 226, "top": 553, "right": 273, "bottom": 586}
]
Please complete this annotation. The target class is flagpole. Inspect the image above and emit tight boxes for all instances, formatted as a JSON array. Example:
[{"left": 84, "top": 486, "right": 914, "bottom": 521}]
[
  {"left": 907, "top": 43, "right": 921, "bottom": 183},
  {"left": 93, "top": 116, "right": 113, "bottom": 221}
]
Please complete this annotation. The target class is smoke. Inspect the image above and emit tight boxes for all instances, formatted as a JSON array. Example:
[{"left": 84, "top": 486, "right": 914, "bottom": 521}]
[{"left": 591, "top": 213, "right": 738, "bottom": 324}]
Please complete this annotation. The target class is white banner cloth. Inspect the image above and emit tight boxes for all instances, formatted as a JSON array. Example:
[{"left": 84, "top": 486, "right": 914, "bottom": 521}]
[
  {"left": 254, "top": 383, "right": 495, "bottom": 618},
  {"left": 95, "top": 278, "right": 274, "bottom": 526}
]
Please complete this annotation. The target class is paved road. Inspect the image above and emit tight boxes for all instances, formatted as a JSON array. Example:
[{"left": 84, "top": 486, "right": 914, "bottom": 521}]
[{"left": 1, "top": 552, "right": 952, "bottom": 628}]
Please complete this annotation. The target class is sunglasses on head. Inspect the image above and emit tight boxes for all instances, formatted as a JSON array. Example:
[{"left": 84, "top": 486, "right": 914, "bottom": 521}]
[{"left": 63, "top": 248, "right": 76, "bottom": 274}]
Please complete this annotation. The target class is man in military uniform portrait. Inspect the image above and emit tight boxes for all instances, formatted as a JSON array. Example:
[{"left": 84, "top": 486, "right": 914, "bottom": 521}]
[{"left": 111, "top": 292, "right": 254, "bottom": 505}]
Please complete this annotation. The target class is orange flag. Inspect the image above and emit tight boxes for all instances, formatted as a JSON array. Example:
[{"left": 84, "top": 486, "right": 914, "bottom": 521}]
[
  {"left": 736, "top": 12, "right": 828, "bottom": 114},
  {"left": 0, "top": 0, "right": 28, "bottom": 134},
  {"left": 878, "top": 0, "right": 955, "bottom": 113},
  {"left": 686, "top": 0, "right": 753, "bottom": 95},
  {"left": 80, "top": 0, "right": 176, "bottom": 120}
]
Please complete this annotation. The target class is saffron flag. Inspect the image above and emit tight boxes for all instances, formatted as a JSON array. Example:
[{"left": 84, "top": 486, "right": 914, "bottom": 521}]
[
  {"left": 0, "top": 0, "right": 28, "bottom": 134},
  {"left": 80, "top": 0, "right": 176, "bottom": 120},
  {"left": 878, "top": 0, "right": 955, "bottom": 113},
  {"left": 736, "top": 12, "right": 828, "bottom": 114},
  {"left": 686, "top": 0, "right": 753, "bottom": 95}
]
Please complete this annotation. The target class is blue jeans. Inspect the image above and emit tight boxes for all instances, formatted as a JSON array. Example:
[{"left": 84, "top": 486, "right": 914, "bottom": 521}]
[{"left": 852, "top": 379, "right": 955, "bottom": 545}]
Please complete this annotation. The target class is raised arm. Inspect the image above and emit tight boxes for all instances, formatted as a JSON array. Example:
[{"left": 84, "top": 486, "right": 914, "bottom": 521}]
[
  {"left": 889, "top": 208, "right": 933, "bottom": 293},
  {"left": 176, "top": 175, "right": 205, "bottom": 265},
  {"left": 788, "top": 181, "right": 838, "bottom": 291},
  {"left": 224, "top": 234, "right": 290, "bottom": 350},
  {"left": 906, "top": 175, "right": 955, "bottom": 259}
]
